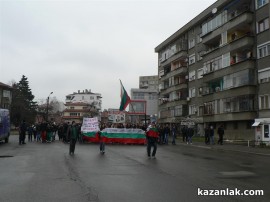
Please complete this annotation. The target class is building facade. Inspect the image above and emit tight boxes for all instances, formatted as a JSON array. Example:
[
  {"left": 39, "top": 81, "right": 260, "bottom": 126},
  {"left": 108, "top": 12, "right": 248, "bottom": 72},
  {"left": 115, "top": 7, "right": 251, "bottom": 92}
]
[
  {"left": 139, "top": 75, "right": 159, "bottom": 90},
  {"left": 129, "top": 75, "right": 159, "bottom": 124},
  {"left": 0, "top": 82, "right": 12, "bottom": 110},
  {"left": 155, "top": 0, "right": 270, "bottom": 139},
  {"left": 62, "top": 89, "right": 102, "bottom": 123}
]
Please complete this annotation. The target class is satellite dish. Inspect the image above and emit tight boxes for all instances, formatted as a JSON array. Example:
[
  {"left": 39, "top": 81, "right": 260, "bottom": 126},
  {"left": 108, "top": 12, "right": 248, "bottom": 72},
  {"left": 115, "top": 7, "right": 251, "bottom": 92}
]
[{"left": 212, "top": 8, "right": 217, "bottom": 14}]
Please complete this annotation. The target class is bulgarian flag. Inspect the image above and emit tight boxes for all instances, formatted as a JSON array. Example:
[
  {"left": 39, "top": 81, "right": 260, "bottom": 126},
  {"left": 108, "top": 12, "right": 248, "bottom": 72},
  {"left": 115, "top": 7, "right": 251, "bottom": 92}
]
[
  {"left": 119, "top": 80, "right": 131, "bottom": 111},
  {"left": 146, "top": 127, "right": 159, "bottom": 138}
]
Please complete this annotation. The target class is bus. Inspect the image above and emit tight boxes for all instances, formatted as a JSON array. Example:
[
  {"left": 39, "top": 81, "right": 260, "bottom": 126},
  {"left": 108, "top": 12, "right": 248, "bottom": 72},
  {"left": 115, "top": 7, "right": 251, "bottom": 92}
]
[{"left": 0, "top": 108, "right": 10, "bottom": 143}]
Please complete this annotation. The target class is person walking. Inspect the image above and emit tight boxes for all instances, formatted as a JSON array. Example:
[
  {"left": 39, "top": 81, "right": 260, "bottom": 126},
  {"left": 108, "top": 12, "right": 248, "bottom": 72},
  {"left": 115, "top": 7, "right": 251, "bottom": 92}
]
[
  {"left": 217, "top": 124, "right": 225, "bottom": 145},
  {"left": 146, "top": 123, "right": 159, "bottom": 158},
  {"left": 204, "top": 125, "right": 210, "bottom": 145},
  {"left": 187, "top": 126, "right": 194, "bottom": 144},
  {"left": 69, "top": 121, "right": 79, "bottom": 155},
  {"left": 171, "top": 124, "right": 176, "bottom": 145},
  {"left": 19, "top": 120, "right": 27, "bottom": 145},
  {"left": 181, "top": 126, "right": 188, "bottom": 142},
  {"left": 209, "top": 125, "right": 215, "bottom": 145},
  {"left": 163, "top": 124, "right": 170, "bottom": 144},
  {"left": 28, "top": 125, "right": 33, "bottom": 142},
  {"left": 98, "top": 131, "right": 105, "bottom": 154}
]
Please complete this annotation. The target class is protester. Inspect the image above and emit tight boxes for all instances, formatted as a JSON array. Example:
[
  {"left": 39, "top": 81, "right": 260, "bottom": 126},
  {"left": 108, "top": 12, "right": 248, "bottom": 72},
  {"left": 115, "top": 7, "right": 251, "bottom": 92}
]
[
  {"left": 146, "top": 123, "right": 159, "bottom": 158},
  {"left": 187, "top": 126, "right": 194, "bottom": 144},
  {"left": 163, "top": 124, "right": 170, "bottom": 144},
  {"left": 181, "top": 126, "right": 188, "bottom": 142},
  {"left": 98, "top": 131, "right": 105, "bottom": 154},
  {"left": 217, "top": 124, "right": 225, "bottom": 145},
  {"left": 19, "top": 120, "right": 27, "bottom": 145},
  {"left": 27, "top": 124, "right": 33, "bottom": 142},
  {"left": 204, "top": 125, "right": 210, "bottom": 145},
  {"left": 209, "top": 125, "right": 215, "bottom": 145},
  {"left": 69, "top": 121, "right": 79, "bottom": 155},
  {"left": 171, "top": 124, "right": 176, "bottom": 145}
]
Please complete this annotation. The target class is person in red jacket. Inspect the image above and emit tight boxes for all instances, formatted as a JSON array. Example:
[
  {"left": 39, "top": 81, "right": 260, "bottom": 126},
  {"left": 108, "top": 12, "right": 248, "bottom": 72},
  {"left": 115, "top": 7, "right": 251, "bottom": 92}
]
[{"left": 146, "top": 123, "right": 159, "bottom": 159}]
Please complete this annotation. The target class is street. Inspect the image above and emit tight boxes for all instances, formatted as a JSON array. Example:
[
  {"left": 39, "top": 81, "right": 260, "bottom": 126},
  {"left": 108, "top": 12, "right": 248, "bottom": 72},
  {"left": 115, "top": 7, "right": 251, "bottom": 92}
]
[{"left": 0, "top": 135, "right": 269, "bottom": 202}]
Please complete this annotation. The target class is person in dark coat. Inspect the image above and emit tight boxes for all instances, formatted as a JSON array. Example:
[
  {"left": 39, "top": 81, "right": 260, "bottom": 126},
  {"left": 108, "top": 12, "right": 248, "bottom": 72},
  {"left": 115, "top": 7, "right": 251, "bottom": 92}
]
[
  {"left": 69, "top": 121, "right": 79, "bottom": 155},
  {"left": 209, "top": 125, "right": 215, "bottom": 145},
  {"left": 19, "top": 120, "right": 27, "bottom": 145},
  {"left": 146, "top": 123, "right": 159, "bottom": 158},
  {"left": 217, "top": 124, "right": 225, "bottom": 145},
  {"left": 181, "top": 126, "right": 188, "bottom": 142},
  {"left": 204, "top": 126, "right": 210, "bottom": 145}
]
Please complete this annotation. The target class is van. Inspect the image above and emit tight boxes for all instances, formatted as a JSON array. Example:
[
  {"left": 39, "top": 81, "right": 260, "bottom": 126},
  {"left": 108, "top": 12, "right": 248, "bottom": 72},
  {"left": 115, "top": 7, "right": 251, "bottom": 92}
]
[{"left": 0, "top": 108, "right": 10, "bottom": 143}]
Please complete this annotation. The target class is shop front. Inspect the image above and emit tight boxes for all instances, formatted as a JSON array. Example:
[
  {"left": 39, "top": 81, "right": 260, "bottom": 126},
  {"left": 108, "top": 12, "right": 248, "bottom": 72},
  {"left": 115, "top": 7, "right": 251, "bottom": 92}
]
[{"left": 252, "top": 118, "right": 270, "bottom": 145}]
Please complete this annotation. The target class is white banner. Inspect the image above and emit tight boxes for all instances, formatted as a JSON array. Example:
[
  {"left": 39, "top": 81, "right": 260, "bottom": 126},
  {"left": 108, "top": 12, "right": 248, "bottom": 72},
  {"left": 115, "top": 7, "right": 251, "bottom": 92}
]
[
  {"left": 108, "top": 113, "right": 125, "bottom": 123},
  {"left": 81, "top": 117, "right": 100, "bottom": 132}
]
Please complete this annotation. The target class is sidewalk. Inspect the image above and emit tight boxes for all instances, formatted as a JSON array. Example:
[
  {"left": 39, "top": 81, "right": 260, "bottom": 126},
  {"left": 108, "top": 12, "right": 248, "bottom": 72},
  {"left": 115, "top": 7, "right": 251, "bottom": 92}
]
[{"left": 176, "top": 139, "right": 270, "bottom": 156}]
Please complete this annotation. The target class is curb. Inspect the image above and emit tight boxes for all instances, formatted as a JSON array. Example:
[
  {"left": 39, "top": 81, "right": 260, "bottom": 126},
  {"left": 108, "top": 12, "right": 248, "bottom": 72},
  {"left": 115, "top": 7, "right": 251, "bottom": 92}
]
[{"left": 178, "top": 142, "right": 270, "bottom": 156}]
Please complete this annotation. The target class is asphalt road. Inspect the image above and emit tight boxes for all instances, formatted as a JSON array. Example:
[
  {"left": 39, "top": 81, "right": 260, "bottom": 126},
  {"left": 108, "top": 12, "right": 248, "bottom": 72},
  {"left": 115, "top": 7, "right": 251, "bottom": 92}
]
[{"left": 0, "top": 135, "right": 269, "bottom": 202}]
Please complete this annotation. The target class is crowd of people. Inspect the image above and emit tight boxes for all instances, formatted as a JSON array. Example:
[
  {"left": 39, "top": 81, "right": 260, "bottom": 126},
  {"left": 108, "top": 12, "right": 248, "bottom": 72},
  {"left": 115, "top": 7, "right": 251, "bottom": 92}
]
[{"left": 18, "top": 119, "right": 225, "bottom": 158}]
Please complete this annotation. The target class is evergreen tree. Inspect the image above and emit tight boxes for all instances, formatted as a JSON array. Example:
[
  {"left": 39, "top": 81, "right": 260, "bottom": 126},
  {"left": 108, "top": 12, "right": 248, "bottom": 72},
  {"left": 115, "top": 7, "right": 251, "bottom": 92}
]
[{"left": 10, "top": 75, "right": 37, "bottom": 126}]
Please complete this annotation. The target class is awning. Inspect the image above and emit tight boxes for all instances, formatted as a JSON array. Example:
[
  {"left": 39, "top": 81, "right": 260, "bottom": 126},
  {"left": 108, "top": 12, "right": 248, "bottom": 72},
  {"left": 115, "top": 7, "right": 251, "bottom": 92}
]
[{"left": 252, "top": 122, "right": 261, "bottom": 127}]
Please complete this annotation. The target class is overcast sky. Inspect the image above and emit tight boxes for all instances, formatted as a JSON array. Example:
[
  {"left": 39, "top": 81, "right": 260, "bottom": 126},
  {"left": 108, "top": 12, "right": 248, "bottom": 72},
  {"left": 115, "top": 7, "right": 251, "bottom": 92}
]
[{"left": 0, "top": 0, "right": 216, "bottom": 109}]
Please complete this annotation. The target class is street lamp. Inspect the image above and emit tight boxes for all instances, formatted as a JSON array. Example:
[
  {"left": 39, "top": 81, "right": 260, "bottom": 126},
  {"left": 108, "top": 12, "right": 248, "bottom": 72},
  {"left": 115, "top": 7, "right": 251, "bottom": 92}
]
[{"left": 46, "top": 92, "right": 53, "bottom": 122}]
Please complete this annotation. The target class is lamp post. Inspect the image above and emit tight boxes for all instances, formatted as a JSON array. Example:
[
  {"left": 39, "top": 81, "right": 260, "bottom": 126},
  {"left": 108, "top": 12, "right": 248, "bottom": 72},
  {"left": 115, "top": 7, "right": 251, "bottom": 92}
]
[{"left": 46, "top": 92, "right": 53, "bottom": 122}]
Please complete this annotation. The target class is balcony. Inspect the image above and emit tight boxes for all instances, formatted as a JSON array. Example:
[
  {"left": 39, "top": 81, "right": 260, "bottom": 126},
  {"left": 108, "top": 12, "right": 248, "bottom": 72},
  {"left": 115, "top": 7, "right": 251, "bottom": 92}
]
[
  {"left": 203, "top": 85, "right": 257, "bottom": 103},
  {"left": 159, "top": 98, "right": 187, "bottom": 109},
  {"left": 202, "top": 12, "right": 253, "bottom": 45},
  {"left": 203, "top": 59, "right": 255, "bottom": 82},
  {"left": 160, "top": 67, "right": 187, "bottom": 82},
  {"left": 160, "top": 83, "right": 188, "bottom": 95},
  {"left": 160, "top": 50, "right": 188, "bottom": 67}
]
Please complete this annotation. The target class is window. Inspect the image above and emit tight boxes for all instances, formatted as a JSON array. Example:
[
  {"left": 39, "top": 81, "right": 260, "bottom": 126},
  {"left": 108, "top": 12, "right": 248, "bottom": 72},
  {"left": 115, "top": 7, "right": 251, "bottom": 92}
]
[
  {"left": 260, "top": 95, "right": 270, "bottom": 109},
  {"left": 90, "top": 96, "right": 94, "bottom": 100},
  {"left": 258, "top": 68, "right": 270, "bottom": 83},
  {"left": 222, "top": 52, "right": 230, "bottom": 68},
  {"left": 220, "top": 31, "right": 227, "bottom": 46},
  {"left": 197, "top": 68, "right": 204, "bottom": 79},
  {"left": 133, "top": 92, "right": 144, "bottom": 99},
  {"left": 70, "top": 113, "right": 80, "bottom": 116},
  {"left": 197, "top": 34, "right": 202, "bottom": 43},
  {"left": 189, "top": 54, "right": 196, "bottom": 65},
  {"left": 204, "top": 102, "right": 215, "bottom": 115},
  {"left": 189, "top": 87, "right": 196, "bottom": 98},
  {"left": 201, "top": 10, "right": 227, "bottom": 36},
  {"left": 257, "top": 18, "right": 269, "bottom": 33},
  {"left": 188, "top": 38, "right": 195, "bottom": 49},
  {"left": 175, "top": 106, "right": 183, "bottom": 116},
  {"left": 189, "top": 105, "right": 197, "bottom": 115},
  {"left": 257, "top": 41, "right": 270, "bottom": 58},
  {"left": 189, "top": 71, "right": 196, "bottom": 81},
  {"left": 256, "top": 0, "right": 269, "bottom": 9}
]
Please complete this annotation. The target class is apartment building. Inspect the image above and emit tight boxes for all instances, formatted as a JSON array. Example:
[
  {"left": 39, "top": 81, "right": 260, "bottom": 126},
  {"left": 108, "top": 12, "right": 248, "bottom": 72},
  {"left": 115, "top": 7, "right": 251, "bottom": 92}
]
[
  {"left": 129, "top": 76, "right": 159, "bottom": 123},
  {"left": 0, "top": 82, "right": 12, "bottom": 110},
  {"left": 139, "top": 75, "right": 159, "bottom": 90},
  {"left": 155, "top": 0, "right": 270, "bottom": 139},
  {"left": 62, "top": 89, "right": 102, "bottom": 123}
]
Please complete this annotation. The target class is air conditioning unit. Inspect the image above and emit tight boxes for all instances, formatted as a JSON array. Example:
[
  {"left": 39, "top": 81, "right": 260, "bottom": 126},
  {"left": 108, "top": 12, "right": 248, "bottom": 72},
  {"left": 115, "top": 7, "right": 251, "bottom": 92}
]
[
  {"left": 187, "top": 97, "right": 190, "bottom": 101},
  {"left": 185, "top": 75, "right": 189, "bottom": 80}
]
